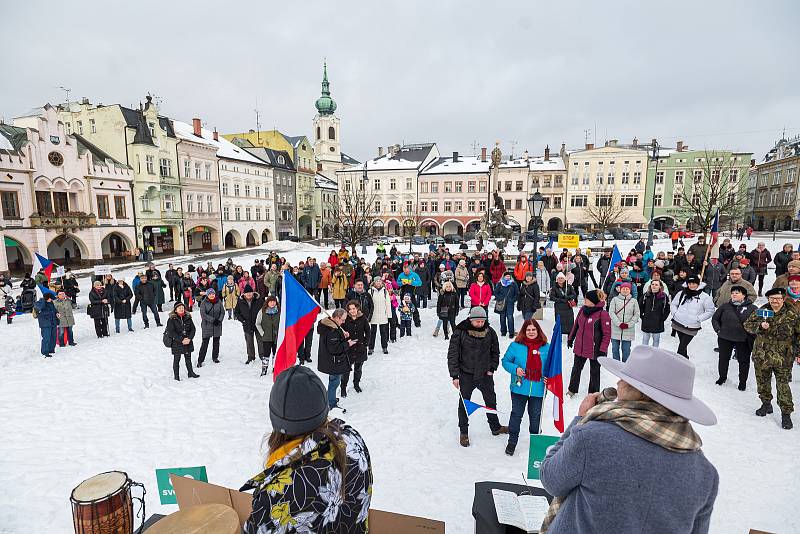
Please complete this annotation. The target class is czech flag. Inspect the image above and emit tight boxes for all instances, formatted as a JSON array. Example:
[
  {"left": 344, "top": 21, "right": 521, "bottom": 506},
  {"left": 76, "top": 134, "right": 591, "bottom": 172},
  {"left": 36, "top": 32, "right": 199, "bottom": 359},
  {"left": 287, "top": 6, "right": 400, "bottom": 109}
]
[
  {"left": 602, "top": 244, "right": 623, "bottom": 287},
  {"left": 709, "top": 208, "right": 720, "bottom": 260},
  {"left": 273, "top": 271, "right": 321, "bottom": 380},
  {"left": 462, "top": 398, "right": 498, "bottom": 416},
  {"left": 543, "top": 317, "right": 565, "bottom": 433},
  {"left": 31, "top": 253, "right": 56, "bottom": 297}
]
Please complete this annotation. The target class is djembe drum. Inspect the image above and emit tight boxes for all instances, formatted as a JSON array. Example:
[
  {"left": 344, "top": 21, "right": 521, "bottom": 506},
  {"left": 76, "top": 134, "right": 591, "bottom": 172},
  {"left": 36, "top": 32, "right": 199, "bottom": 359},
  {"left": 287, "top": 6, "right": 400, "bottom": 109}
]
[{"left": 71, "top": 471, "right": 145, "bottom": 534}]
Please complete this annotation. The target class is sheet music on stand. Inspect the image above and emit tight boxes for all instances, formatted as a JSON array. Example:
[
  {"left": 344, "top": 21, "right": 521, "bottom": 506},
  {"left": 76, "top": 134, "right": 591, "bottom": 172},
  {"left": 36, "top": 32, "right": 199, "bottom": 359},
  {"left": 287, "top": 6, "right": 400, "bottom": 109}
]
[{"left": 491, "top": 489, "right": 549, "bottom": 533}]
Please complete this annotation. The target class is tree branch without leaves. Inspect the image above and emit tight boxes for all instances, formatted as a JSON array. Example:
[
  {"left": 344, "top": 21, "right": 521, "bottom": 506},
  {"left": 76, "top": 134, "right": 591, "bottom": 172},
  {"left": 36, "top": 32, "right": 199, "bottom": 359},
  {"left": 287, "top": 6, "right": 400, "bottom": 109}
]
[
  {"left": 584, "top": 196, "right": 626, "bottom": 246},
  {"left": 679, "top": 150, "right": 748, "bottom": 235},
  {"left": 333, "top": 177, "right": 379, "bottom": 254}
]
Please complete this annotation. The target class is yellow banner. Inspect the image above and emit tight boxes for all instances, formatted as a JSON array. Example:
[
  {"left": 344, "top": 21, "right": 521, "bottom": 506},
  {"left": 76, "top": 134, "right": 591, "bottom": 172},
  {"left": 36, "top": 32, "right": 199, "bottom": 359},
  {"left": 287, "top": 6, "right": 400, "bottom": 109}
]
[{"left": 557, "top": 234, "right": 580, "bottom": 249}]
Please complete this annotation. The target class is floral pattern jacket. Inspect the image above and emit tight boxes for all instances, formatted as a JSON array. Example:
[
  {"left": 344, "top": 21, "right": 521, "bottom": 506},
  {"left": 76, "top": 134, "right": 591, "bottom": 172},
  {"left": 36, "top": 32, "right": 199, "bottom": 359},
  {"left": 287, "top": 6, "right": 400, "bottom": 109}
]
[{"left": 241, "top": 420, "right": 373, "bottom": 533}]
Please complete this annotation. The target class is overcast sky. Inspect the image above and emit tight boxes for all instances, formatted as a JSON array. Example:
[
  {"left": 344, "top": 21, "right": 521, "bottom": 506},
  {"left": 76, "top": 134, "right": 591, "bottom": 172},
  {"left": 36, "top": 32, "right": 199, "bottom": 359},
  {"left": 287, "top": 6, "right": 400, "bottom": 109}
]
[{"left": 2, "top": 1, "right": 797, "bottom": 163}]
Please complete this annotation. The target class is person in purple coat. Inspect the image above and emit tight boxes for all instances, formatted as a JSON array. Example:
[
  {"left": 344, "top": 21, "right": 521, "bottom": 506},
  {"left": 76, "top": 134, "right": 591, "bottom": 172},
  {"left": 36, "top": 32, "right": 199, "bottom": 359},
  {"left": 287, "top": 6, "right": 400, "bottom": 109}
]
[{"left": 567, "top": 290, "right": 611, "bottom": 396}]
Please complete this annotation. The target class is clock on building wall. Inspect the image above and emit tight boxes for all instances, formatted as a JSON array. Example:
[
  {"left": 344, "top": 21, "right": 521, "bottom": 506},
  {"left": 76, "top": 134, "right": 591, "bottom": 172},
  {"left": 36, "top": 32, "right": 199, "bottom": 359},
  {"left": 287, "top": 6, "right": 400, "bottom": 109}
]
[{"left": 48, "top": 151, "right": 64, "bottom": 166}]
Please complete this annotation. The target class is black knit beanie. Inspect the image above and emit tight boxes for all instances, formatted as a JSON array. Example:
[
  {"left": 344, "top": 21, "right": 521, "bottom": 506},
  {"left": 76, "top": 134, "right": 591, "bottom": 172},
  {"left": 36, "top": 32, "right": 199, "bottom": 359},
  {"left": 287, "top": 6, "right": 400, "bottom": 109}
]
[
  {"left": 270, "top": 366, "right": 329, "bottom": 436},
  {"left": 585, "top": 290, "right": 602, "bottom": 305}
]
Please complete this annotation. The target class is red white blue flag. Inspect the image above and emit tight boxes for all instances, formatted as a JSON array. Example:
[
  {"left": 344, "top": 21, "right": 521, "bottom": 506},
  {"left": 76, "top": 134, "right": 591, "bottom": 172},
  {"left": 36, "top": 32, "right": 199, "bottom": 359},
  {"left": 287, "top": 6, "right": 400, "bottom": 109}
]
[
  {"left": 462, "top": 398, "right": 498, "bottom": 416},
  {"left": 710, "top": 208, "right": 719, "bottom": 244},
  {"left": 31, "top": 253, "right": 56, "bottom": 297},
  {"left": 273, "top": 272, "right": 321, "bottom": 380},
  {"left": 544, "top": 317, "right": 565, "bottom": 432}
]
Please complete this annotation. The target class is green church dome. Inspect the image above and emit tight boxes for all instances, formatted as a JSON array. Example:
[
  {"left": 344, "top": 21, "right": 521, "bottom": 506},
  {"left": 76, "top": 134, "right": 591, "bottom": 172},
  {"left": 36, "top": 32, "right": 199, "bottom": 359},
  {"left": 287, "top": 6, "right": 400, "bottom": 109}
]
[{"left": 315, "top": 62, "right": 337, "bottom": 116}]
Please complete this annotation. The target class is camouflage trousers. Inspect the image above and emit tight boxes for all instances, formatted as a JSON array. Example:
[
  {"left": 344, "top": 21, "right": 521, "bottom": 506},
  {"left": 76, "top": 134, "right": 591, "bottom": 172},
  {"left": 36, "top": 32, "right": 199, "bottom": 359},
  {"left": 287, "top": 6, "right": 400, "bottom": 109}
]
[{"left": 754, "top": 362, "right": 794, "bottom": 414}]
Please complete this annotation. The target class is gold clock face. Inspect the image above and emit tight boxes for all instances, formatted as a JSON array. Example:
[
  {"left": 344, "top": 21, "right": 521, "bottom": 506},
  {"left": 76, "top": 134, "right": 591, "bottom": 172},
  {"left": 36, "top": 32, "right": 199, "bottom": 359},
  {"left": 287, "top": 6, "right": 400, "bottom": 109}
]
[{"left": 48, "top": 151, "right": 64, "bottom": 166}]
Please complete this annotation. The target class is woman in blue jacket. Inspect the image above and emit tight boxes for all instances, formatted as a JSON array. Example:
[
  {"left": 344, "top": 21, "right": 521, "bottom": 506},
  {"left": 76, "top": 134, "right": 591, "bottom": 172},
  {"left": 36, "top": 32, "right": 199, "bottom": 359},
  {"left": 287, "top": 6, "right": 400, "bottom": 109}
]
[{"left": 501, "top": 318, "right": 550, "bottom": 456}]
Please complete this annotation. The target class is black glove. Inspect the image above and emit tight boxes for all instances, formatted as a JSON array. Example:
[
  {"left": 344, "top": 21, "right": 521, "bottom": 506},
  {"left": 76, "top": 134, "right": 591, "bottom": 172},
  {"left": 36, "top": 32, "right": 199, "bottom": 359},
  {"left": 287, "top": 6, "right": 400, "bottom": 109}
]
[
  {"left": 597, "top": 351, "right": 607, "bottom": 358},
  {"left": 213, "top": 320, "right": 222, "bottom": 326},
  {"left": 567, "top": 341, "right": 573, "bottom": 349}
]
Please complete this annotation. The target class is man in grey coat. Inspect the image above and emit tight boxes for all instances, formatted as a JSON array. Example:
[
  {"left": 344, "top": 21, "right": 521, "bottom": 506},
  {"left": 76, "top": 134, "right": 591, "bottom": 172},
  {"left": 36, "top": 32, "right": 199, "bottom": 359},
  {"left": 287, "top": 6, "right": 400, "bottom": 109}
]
[
  {"left": 540, "top": 346, "right": 718, "bottom": 534},
  {"left": 197, "top": 289, "right": 225, "bottom": 366}
]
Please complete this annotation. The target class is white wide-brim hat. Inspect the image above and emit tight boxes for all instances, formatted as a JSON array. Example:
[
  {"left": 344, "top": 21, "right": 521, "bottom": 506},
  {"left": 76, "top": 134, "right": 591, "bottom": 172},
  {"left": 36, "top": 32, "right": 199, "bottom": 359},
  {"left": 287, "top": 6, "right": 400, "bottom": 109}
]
[{"left": 598, "top": 345, "right": 717, "bottom": 426}]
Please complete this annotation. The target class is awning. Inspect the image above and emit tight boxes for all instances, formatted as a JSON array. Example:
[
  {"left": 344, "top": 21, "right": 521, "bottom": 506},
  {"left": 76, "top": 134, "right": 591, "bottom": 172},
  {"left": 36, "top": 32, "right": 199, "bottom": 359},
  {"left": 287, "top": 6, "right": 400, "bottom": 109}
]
[{"left": 4, "top": 236, "right": 19, "bottom": 247}]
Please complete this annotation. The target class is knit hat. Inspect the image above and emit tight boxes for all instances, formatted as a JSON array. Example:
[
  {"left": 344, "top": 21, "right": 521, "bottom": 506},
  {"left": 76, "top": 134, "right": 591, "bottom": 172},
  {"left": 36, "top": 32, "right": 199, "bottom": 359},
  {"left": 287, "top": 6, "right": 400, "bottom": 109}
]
[
  {"left": 206, "top": 288, "right": 216, "bottom": 296},
  {"left": 555, "top": 272, "right": 566, "bottom": 280},
  {"left": 468, "top": 306, "right": 487, "bottom": 320},
  {"left": 269, "top": 366, "right": 329, "bottom": 436},
  {"left": 654, "top": 260, "right": 665, "bottom": 269},
  {"left": 789, "top": 275, "right": 800, "bottom": 283},
  {"left": 687, "top": 275, "right": 701, "bottom": 284},
  {"left": 173, "top": 301, "right": 186, "bottom": 311},
  {"left": 619, "top": 267, "right": 630, "bottom": 275},
  {"left": 585, "top": 290, "right": 602, "bottom": 305},
  {"left": 789, "top": 260, "right": 800, "bottom": 270},
  {"left": 618, "top": 282, "right": 632, "bottom": 290},
  {"left": 243, "top": 286, "right": 253, "bottom": 294},
  {"left": 739, "top": 258, "right": 750, "bottom": 265}
]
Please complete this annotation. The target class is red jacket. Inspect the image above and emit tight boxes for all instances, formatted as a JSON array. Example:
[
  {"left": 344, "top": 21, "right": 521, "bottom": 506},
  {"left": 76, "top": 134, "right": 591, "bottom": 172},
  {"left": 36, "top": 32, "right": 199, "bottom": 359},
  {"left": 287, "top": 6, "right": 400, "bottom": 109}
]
[
  {"left": 568, "top": 305, "right": 611, "bottom": 360},
  {"left": 468, "top": 282, "right": 493, "bottom": 307},
  {"left": 328, "top": 254, "right": 339, "bottom": 267},
  {"left": 489, "top": 260, "right": 506, "bottom": 284}
]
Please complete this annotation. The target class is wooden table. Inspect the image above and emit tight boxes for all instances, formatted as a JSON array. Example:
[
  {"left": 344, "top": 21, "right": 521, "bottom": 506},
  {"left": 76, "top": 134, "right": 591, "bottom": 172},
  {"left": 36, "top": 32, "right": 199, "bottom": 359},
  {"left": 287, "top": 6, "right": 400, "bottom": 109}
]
[{"left": 143, "top": 503, "right": 239, "bottom": 534}]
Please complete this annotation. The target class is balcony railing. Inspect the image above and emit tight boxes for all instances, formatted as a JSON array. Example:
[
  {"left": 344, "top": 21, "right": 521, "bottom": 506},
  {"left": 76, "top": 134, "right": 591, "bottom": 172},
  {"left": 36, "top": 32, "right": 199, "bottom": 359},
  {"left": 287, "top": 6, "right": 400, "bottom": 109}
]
[
  {"left": 30, "top": 212, "right": 97, "bottom": 229},
  {"left": 160, "top": 175, "right": 181, "bottom": 186}
]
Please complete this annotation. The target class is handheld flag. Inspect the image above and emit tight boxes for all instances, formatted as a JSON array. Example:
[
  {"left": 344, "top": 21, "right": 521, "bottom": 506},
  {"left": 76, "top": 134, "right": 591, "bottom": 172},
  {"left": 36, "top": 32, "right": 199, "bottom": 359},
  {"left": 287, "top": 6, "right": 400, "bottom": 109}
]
[
  {"left": 31, "top": 253, "right": 55, "bottom": 297},
  {"left": 274, "top": 272, "right": 321, "bottom": 380},
  {"left": 602, "top": 244, "right": 623, "bottom": 287},
  {"left": 710, "top": 208, "right": 719, "bottom": 244},
  {"left": 462, "top": 398, "right": 498, "bottom": 416},
  {"left": 536, "top": 237, "right": 555, "bottom": 261},
  {"left": 543, "top": 317, "right": 565, "bottom": 432}
]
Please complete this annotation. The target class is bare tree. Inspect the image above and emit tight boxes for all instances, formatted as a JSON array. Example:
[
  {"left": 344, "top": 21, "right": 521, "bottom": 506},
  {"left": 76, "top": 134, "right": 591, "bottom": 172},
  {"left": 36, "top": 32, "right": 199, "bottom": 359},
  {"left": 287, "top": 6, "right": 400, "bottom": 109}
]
[
  {"left": 677, "top": 150, "right": 749, "bottom": 236},
  {"left": 402, "top": 203, "right": 425, "bottom": 252},
  {"left": 584, "top": 195, "right": 626, "bottom": 246},
  {"left": 333, "top": 177, "right": 379, "bottom": 255}
]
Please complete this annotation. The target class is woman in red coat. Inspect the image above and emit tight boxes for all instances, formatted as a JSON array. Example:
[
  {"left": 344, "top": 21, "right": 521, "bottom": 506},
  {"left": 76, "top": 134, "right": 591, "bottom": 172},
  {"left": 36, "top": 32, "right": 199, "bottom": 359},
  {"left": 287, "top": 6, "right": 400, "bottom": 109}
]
[
  {"left": 489, "top": 251, "right": 506, "bottom": 284},
  {"left": 327, "top": 250, "right": 339, "bottom": 267},
  {"left": 468, "top": 271, "right": 493, "bottom": 311},
  {"left": 566, "top": 289, "right": 611, "bottom": 396}
]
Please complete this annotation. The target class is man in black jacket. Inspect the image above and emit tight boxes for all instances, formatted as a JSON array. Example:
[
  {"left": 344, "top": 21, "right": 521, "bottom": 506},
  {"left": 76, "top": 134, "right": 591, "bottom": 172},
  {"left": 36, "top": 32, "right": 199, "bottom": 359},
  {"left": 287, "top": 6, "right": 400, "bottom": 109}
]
[
  {"left": 447, "top": 306, "right": 508, "bottom": 447},
  {"left": 317, "top": 309, "right": 356, "bottom": 409},
  {"left": 134, "top": 273, "right": 162, "bottom": 328},
  {"left": 234, "top": 287, "right": 265, "bottom": 364},
  {"left": 165, "top": 264, "right": 178, "bottom": 302},
  {"left": 345, "top": 280, "right": 374, "bottom": 321},
  {"left": 711, "top": 286, "right": 756, "bottom": 390}
]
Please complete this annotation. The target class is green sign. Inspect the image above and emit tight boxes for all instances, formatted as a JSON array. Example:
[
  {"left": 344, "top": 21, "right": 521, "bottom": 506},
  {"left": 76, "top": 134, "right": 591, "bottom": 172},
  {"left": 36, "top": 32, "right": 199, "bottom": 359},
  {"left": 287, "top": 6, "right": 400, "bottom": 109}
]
[
  {"left": 155, "top": 466, "right": 208, "bottom": 504},
  {"left": 527, "top": 435, "right": 560, "bottom": 480}
]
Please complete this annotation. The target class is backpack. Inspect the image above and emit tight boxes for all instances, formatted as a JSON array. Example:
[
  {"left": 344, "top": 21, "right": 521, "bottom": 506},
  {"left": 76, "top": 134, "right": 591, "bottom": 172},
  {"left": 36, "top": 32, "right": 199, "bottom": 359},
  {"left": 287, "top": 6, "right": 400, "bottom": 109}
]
[{"left": 162, "top": 329, "right": 172, "bottom": 348}]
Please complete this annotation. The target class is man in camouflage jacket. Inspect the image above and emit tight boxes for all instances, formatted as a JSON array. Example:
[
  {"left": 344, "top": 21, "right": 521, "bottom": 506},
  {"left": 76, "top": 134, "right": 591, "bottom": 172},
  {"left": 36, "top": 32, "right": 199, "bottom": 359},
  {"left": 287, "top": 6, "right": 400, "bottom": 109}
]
[{"left": 743, "top": 287, "right": 800, "bottom": 430}]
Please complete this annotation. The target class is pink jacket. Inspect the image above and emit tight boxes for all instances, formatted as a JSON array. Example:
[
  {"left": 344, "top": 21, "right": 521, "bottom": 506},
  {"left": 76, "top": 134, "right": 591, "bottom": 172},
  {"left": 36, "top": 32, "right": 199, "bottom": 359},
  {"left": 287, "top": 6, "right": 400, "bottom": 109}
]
[
  {"left": 238, "top": 276, "right": 255, "bottom": 294},
  {"left": 468, "top": 282, "right": 493, "bottom": 307},
  {"left": 568, "top": 305, "right": 611, "bottom": 359}
]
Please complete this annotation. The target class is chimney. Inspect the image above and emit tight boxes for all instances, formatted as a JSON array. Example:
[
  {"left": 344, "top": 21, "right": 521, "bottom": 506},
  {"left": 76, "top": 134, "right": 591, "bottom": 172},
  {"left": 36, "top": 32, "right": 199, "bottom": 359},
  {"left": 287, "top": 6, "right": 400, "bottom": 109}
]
[
  {"left": 81, "top": 97, "right": 89, "bottom": 105},
  {"left": 523, "top": 150, "right": 529, "bottom": 162},
  {"left": 453, "top": 151, "right": 459, "bottom": 162},
  {"left": 544, "top": 145, "right": 550, "bottom": 161},
  {"left": 750, "top": 158, "right": 756, "bottom": 167},
  {"left": 676, "top": 140, "right": 684, "bottom": 152},
  {"left": 480, "top": 147, "right": 487, "bottom": 162},
  {"left": 585, "top": 143, "right": 594, "bottom": 150},
  {"left": 608, "top": 139, "right": 618, "bottom": 147},
  {"left": 378, "top": 146, "right": 384, "bottom": 157},
  {"left": 632, "top": 137, "right": 638, "bottom": 147},
  {"left": 192, "top": 118, "right": 201, "bottom": 137},
  {"left": 213, "top": 128, "right": 218, "bottom": 141}
]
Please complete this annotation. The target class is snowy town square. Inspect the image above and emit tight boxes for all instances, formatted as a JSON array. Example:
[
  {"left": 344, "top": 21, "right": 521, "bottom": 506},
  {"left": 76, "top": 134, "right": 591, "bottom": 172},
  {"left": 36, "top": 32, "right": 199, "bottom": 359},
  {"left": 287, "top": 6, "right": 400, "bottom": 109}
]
[{"left": 2, "top": 2, "right": 799, "bottom": 533}]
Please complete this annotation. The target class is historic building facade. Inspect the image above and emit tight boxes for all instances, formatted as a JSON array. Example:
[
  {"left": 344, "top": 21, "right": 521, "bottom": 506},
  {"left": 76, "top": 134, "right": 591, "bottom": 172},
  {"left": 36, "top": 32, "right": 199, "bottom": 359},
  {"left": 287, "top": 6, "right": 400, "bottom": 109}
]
[
  {"left": 751, "top": 136, "right": 800, "bottom": 230},
  {"left": 173, "top": 119, "right": 223, "bottom": 252},
  {"left": 418, "top": 152, "right": 490, "bottom": 236},
  {"left": 0, "top": 105, "right": 135, "bottom": 274},
  {"left": 314, "top": 174, "right": 338, "bottom": 239},
  {"left": 58, "top": 96, "right": 184, "bottom": 255},
  {"left": 527, "top": 146, "right": 568, "bottom": 231}
]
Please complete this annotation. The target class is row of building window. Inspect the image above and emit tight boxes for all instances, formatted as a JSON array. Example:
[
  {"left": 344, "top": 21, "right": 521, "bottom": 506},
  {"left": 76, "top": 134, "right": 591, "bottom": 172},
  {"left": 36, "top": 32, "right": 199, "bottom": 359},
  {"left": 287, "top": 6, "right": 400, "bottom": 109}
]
[
  {"left": 183, "top": 160, "right": 214, "bottom": 180},
  {"left": 96, "top": 195, "right": 127, "bottom": 219},
  {"left": 220, "top": 163, "right": 268, "bottom": 177},
  {"left": 221, "top": 183, "right": 272, "bottom": 198},
  {"left": 185, "top": 194, "right": 216, "bottom": 214},
  {"left": 572, "top": 160, "right": 643, "bottom": 166},
  {"left": 417, "top": 200, "right": 488, "bottom": 214},
  {"left": 756, "top": 189, "right": 795, "bottom": 208},
  {"left": 758, "top": 168, "right": 798, "bottom": 187},
  {"left": 419, "top": 181, "right": 488, "bottom": 194},
  {"left": 222, "top": 206, "right": 272, "bottom": 221}
]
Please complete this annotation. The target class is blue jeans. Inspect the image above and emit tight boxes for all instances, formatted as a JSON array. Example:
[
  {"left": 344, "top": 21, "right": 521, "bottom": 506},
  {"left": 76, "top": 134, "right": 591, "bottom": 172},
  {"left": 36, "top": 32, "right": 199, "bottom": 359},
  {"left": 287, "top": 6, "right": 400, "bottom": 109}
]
[
  {"left": 611, "top": 339, "right": 631, "bottom": 362},
  {"left": 522, "top": 311, "right": 534, "bottom": 321},
  {"left": 508, "top": 393, "right": 543, "bottom": 445},
  {"left": 641, "top": 332, "right": 660, "bottom": 347},
  {"left": 115, "top": 318, "right": 133, "bottom": 333},
  {"left": 40, "top": 326, "right": 56, "bottom": 355},
  {"left": 498, "top": 306, "right": 515, "bottom": 336},
  {"left": 56, "top": 326, "right": 74, "bottom": 346},
  {"left": 327, "top": 374, "right": 342, "bottom": 408},
  {"left": 141, "top": 302, "right": 161, "bottom": 326}
]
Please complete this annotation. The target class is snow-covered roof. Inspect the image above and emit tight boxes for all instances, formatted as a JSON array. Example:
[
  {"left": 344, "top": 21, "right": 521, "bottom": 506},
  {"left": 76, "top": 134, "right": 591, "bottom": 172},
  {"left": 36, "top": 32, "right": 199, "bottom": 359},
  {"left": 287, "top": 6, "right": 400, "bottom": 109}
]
[
  {"left": 420, "top": 154, "right": 491, "bottom": 175},
  {"left": 528, "top": 155, "right": 566, "bottom": 171},
  {"left": 315, "top": 173, "right": 337, "bottom": 190},
  {"left": 0, "top": 130, "right": 14, "bottom": 150},
  {"left": 366, "top": 143, "right": 435, "bottom": 171},
  {"left": 172, "top": 119, "right": 267, "bottom": 165}
]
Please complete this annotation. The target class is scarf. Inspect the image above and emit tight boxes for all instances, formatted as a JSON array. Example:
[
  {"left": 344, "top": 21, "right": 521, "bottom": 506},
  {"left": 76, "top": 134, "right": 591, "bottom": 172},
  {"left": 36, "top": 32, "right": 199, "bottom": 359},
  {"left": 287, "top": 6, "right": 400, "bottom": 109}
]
[
  {"left": 788, "top": 287, "right": 800, "bottom": 300},
  {"left": 521, "top": 338, "right": 544, "bottom": 382},
  {"left": 581, "top": 304, "right": 602, "bottom": 317},
  {"left": 501, "top": 277, "right": 513, "bottom": 287},
  {"left": 678, "top": 287, "right": 701, "bottom": 306},
  {"left": 540, "top": 400, "right": 701, "bottom": 533}
]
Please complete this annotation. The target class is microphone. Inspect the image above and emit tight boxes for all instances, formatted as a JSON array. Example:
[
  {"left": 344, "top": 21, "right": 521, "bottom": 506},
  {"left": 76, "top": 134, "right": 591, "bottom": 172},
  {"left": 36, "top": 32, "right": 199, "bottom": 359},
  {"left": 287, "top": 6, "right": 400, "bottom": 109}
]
[{"left": 596, "top": 387, "right": 618, "bottom": 404}]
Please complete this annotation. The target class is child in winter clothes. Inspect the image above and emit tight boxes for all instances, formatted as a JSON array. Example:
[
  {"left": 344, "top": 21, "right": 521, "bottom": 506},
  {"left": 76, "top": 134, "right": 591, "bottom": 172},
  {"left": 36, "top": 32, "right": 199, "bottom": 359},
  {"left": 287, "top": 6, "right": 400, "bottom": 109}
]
[
  {"left": 608, "top": 282, "right": 640, "bottom": 362},
  {"left": 398, "top": 294, "right": 416, "bottom": 337},
  {"left": 640, "top": 279, "right": 670, "bottom": 347},
  {"left": 535, "top": 261, "right": 550, "bottom": 309},
  {"left": 221, "top": 275, "right": 240, "bottom": 319},
  {"left": 388, "top": 286, "right": 399, "bottom": 342}
]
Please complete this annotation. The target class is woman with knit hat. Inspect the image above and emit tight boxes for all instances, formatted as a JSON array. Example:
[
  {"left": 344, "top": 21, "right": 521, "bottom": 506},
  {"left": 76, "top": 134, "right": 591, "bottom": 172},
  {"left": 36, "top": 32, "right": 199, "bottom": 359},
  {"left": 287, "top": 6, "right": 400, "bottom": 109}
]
[
  {"left": 608, "top": 282, "right": 640, "bottom": 363},
  {"left": 241, "top": 366, "right": 372, "bottom": 533},
  {"left": 501, "top": 318, "right": 551, "bottom": 456},
  {"left": 567, "top": 290, "right": 611, "bottom": 396},
  {"left": 670, "top": 275, "right": 715, "bottom": 358}
]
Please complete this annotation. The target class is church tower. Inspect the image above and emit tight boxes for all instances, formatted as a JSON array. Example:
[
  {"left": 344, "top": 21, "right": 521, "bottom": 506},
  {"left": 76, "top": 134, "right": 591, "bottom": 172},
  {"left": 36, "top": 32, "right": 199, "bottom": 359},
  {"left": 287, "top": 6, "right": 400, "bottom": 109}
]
[{"left": 313, "top": 62, "right": 342, "bottom": 172}]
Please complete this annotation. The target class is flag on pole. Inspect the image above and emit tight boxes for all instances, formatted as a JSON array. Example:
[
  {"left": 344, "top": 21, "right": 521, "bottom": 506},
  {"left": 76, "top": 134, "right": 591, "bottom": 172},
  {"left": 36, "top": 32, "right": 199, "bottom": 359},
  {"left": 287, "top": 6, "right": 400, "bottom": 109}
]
[
  {"left": 543, "top": 317, "right": 565, "bottom": 432},
  {"left": 462, "top": 398, "right": 498, "bottom": 416},
  {"left": 709, "top": 208, "right": 721, "bottom": 261},
  {"left": 31, "top": 253, "right": 56, "bottom": 297},
  {"left": 602, "top": 244, "right": 623, "bottom": 287},
  {"left": 536, "top": 237, "right": 555, "bottom": 261},
  {"left": 273, "top": 272, "right": 321, "bottom": 380}
]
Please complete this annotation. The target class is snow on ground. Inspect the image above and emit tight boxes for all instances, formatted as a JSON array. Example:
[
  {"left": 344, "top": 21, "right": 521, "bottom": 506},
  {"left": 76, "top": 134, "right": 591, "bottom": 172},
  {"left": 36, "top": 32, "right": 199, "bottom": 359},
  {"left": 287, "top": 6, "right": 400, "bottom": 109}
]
[{"left": 1, "top": 236, "right": 799, "bottom": 533}]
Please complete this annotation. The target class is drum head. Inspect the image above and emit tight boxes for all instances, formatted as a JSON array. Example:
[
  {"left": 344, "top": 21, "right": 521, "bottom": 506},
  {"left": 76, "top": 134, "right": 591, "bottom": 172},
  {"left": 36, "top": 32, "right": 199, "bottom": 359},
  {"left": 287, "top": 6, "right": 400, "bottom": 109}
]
[{"left": 71, "top": 471, "right": 129, "bottom": 502}]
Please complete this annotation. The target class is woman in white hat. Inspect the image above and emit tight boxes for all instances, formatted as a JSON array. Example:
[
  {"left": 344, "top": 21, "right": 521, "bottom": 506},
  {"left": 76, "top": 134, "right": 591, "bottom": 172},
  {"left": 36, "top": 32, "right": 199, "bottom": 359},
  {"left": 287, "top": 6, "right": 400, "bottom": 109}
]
[{"left": 539, "top": 345, "right": 718, "bottom": 534}]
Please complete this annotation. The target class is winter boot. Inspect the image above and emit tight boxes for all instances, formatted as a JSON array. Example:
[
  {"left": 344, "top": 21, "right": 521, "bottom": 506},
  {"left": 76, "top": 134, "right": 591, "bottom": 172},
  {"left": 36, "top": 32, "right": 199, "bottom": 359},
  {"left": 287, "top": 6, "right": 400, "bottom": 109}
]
[
  {"left": 738, "top": 381, "right": 747, "bottom": 391},
  {"left": 505, "top": 443, "right": 516, "bottom": 456},
  {"left": 715, "top": 377, "right": 726, "bottom": 386},
  {"left": 186, "top": 355, "right": 199, "bottom": 378},
  {"left": 459, "top": 434, "right": 470, "bottom": 447},
  {"left": 492, "top": 426, "right": 509, "bottom": 436},
  {"left": 382, "top": 348, "right": 388, "bottom": 354},
  {"left": 782, "top": 413, "right": 793, "bottom": 430},
  {"left": 755, "top": 402, "right": 773, "bottom": 417},
  {"left": 260, "top": 364, "right": 268, "bottom": 377},
  {"left": 433, "top": 325, "right": 440, "bottom": 337},
  {"left": 368, "top": 349, "right": 374, "bottom": 355}
]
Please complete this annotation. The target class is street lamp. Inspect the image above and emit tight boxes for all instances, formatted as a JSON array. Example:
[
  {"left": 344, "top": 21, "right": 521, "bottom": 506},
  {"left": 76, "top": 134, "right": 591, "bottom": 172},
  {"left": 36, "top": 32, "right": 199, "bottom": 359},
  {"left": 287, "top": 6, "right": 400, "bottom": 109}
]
[
  {"left": 647, "top": 139, "right": 660, "bottom": 248},
  {"left": 527, "top": 190, "right": 546, "bottom": 261}
]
